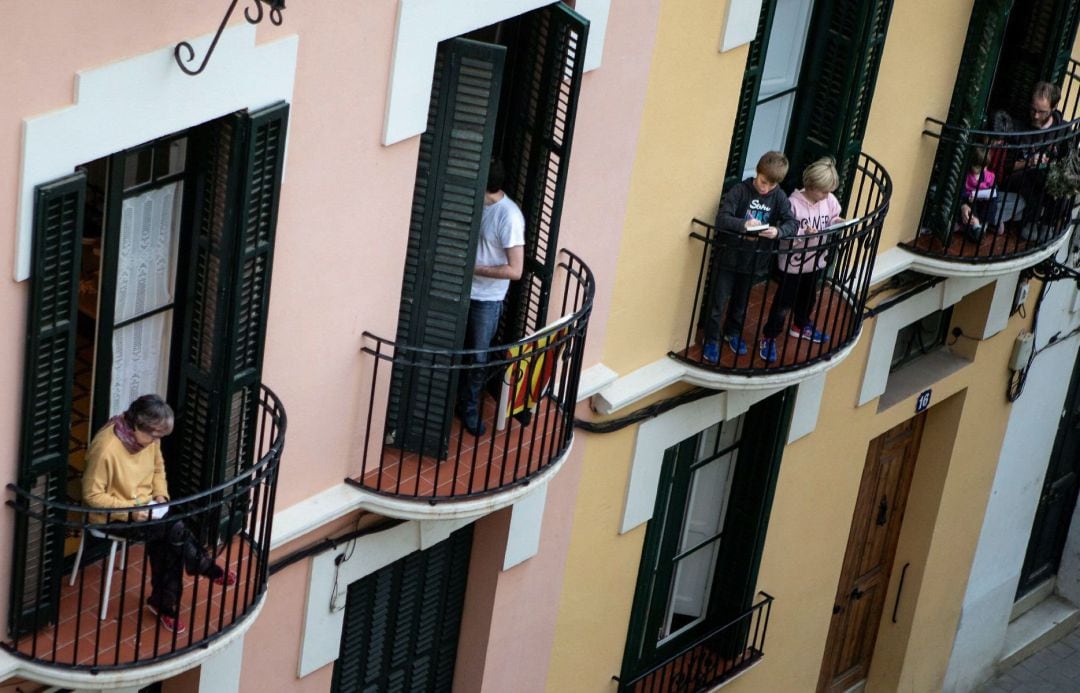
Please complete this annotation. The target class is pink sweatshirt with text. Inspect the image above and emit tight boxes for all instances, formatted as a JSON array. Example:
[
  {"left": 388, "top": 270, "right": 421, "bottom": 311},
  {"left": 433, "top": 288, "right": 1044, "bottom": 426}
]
[{"left": 777, "top": 189, "right": 843, "bottom": 274}]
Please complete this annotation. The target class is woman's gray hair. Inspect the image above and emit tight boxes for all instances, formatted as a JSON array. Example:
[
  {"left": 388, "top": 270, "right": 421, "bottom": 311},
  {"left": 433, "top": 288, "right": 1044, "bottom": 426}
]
[{"left": 123, "top": 394, "right": 174, "bottom": 434}]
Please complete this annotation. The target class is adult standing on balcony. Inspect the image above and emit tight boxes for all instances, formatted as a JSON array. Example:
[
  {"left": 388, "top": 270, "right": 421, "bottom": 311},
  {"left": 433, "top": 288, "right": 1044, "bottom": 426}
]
[
  {"left": 1007, "top": 81, "right": 1065, "bottom": 240},
  {"left": 459, "top": 161, "right": 525, "bottom": 437},
  {"left": 83, "top": 394, "right": 236, "bottom": 634}
]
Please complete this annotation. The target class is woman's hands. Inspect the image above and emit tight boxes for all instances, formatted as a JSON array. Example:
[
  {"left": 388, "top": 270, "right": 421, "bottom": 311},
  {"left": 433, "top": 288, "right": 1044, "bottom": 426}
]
[{"left": 132, "top": 495, "right": 168, "bottom": 521}]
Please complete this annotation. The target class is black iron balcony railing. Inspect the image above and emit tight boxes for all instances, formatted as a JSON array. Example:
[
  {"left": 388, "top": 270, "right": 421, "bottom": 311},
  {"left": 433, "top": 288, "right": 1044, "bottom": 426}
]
[
  {"left": 619, "top": 593, "right": 774, "bottom": 693},
  {"left": 907, "top": 61, "right": 1080, "bottom": 264},
  {"left": 3, "top": 385, "right": 285, "bottom": 672},
  {"left": 907, "top": 118, "right": 1080, "bottom": 263},
  {"left": 350, "top": 249, "right": 594, "bottom": 502},
  {"left": 672, "top": 153, "right": 890, "bottom": 375}
]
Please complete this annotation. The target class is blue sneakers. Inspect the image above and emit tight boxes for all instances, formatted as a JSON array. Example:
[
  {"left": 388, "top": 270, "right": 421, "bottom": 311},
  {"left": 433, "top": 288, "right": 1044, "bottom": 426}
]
[
  {"left": 725, "top": 334, "right": 749, "bottom": 356},
  {"left": 759, "top": 337, "right": 778, "bottom": 363},
  {"left": 788, "top": 323, "right": 830, "bottom": 344},
  {"left": 702, "top": 341, "right": 720, "bottom": 364}
]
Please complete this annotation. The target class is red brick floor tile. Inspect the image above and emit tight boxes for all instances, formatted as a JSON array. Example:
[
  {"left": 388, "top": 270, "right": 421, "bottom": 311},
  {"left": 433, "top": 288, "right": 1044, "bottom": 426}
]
[
  {"left": 7, "top": 536, "right": 258, "bottom": 668},
  {"left": 359, "top": 396, "right": 568, "bottom": 500}
]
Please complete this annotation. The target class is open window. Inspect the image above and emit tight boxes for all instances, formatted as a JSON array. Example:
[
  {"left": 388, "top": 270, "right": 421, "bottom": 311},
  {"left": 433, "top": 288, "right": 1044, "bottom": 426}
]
[
  {"left": 922, "top": 0, "right": 1080, "bottom": 240},
  {"left": 620, "top": 389, "right": 795, "bottom": 688},
  {"left": 724, "top": 0, "right": 893, "bottom": 193},
  {"left": 387, "top": 3, "right": 589, "bottom": 458},
  {"left": 11, "top": 104, "right": 288, "bottom": 633}
]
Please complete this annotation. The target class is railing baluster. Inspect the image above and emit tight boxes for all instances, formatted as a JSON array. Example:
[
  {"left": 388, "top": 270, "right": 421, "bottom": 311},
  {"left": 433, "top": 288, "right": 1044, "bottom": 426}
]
[
  {"left": 3, "top": 385, "right": 285, "bottom": 670},
  {"left": 352, "top": 250, "right": 594, "bottom": 503},
  {"left": 675, "top": 153, "right": 889, "bottom": 376}
]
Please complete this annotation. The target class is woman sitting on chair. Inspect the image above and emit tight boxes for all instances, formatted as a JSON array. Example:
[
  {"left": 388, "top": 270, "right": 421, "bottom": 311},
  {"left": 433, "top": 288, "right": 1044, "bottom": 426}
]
[{"left": 82, "top": 394, "right": 235, "bottom": 634}]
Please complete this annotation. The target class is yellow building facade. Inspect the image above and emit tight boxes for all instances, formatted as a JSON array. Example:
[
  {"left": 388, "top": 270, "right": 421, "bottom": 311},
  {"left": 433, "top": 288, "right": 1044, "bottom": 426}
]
[{"left": 550, "top": 0, "right": 1080, "bottom": 691}]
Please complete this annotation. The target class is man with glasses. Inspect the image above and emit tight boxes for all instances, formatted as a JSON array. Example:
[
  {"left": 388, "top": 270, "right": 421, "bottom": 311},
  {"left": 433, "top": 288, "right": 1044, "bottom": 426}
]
[{"left": 1007, "top": 81, "right": 1067, "bottom": 241}]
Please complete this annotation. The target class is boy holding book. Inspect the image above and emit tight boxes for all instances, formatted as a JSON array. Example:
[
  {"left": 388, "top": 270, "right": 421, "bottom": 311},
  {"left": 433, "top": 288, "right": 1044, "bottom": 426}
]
[{"left": 703, "top": 151, "right": 797, "bottom": 364}]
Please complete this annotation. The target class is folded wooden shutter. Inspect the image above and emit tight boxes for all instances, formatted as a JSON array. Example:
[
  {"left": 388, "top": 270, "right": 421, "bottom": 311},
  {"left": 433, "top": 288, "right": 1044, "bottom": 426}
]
[
  {"left": 332, "top": 525, "right": 474, "bottom": 693},
  {"left": 10, "top": 174, "right": 85, "bottom": 633},
  {"left": 711, "top": 387, "right": 795, "bottom": 624},
  {"left": 786, "top": 0, "right": 894, "bottom": 194},
  {"left": 500, "top": 2, "right": 589, "bottom": 339},
  {"left": 387, "top": 39, "right": 505, "bottom": 458},
  {"left": 723, "top": 1, "right": 778, "bottom": 192},
  {"left": 172, "top": 115, "right": 245, "bottom": 500},
  {"left": 922, "top": 0, "right": 1012, "bottom": 243},
  {"left": 220, "top": 103, "right": 288, "bottom": 486},
  {"left": 171, "top": 104, "right": 287, "bottom": 501},
  {"left": 993, "top": 0, "right": 1080, "bottom": 118}
]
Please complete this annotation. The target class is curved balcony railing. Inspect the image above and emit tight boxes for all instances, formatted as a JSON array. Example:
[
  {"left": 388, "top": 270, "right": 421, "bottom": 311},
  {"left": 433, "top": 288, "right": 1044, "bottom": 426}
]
[
  {"left": 3, "top": 385, "right": 285, "bottom": 672},
  {"left": 351, "top": 250, "right": 594, "bottom": 503},
  {"left": 906, "top": 117, "right": 1080, "bottom": 263},
  {"left": 671, "top": 152, "right": 890, "bottom": 376},
  {"left": 618, "top": 592, "right": 774, "bottom": 692}
]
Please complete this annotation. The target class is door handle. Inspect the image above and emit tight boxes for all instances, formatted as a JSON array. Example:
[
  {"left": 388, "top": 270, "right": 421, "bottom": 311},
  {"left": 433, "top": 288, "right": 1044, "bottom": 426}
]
[
  {"left": 876, "top": 497, "right": 889, "bottom": 526},
  {"left": 850, "top": 587, "right": 865, "bottom": 600}
]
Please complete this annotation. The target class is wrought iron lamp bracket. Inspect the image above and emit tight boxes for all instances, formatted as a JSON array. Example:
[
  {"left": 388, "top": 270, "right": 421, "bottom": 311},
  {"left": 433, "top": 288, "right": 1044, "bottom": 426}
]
[
  {"left": 1026, "top": 258, "right": 1080, "bottom": 284},
  {"left": 174, "top": 0, "right": 285, "bottom": 76}
]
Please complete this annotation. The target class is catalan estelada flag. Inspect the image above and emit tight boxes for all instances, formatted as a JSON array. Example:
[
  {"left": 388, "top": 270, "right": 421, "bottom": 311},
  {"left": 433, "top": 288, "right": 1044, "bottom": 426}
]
[{"left": 504, "top": 326, "right": 570, "bottom": 420}]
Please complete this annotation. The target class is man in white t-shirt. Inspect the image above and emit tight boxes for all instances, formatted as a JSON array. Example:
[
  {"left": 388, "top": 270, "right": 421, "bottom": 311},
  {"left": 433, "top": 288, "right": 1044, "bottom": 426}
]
[{"left": 459, "top": 161, "right": 525, "bottom": 436}]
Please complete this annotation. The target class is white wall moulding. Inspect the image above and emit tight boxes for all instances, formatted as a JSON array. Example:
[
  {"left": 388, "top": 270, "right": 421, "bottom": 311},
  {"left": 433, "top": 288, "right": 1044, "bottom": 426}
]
[
  {"left": 620, "top": 387, "right": 780, "bottom": 534},
  {"left": 788, "top": 372, "right": 826, "bottom": 444},
  {"left": 858, "top": 275, "right": 995, "bottom": 406},
  {"left": 198, "top": 633, "right": 246, "bottom": 693},
  {"left": 591, "top": 342, "right": 857, "bottom": 417},
  {"left": 720, "top": 0, "right": 764, "bottom": 52},
  {"left": 384, "top": 0, "right": 611, "bottom": 145},
  {"left": 16, "top": 24, "right": 298, "bottom": 281},
  {"left": 504, "top": 484, "right": 549, "bottom": 570}
]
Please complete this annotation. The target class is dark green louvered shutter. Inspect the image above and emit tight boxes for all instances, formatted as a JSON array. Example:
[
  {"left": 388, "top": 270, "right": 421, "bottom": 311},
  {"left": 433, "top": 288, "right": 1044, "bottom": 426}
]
[
  {"left": 992, "top": 0, "right": 1080, "bottom": 118},
  {"left": 171, "top": 104, "right": 287, "bottom": 503},
  {"left": 711, "top": 387, "right": 795, "bottom": 624},
  {"left": 388, "top": 39, "right": 505, "bottom": 458},
  {"left": 499, "top": 3, "right": 589, "bottom": 340},
  {"left": 786, "top": 0, "right": 894, "bottom": 193},
  {"left": 332, "top": 525, "right": 474, "bottom": 693},
  {"left": 10, "top": 174, "right": 85, "bottom": 634},
  {"left": 922, "top": 0, "right": 1012, "bottom": 242},
  {"left": 218, "top": 103, "right": 287, "bottom": 487},
  {"left": 723, "top": 1, "right": 779, "bottom": 191},
  {"left": 171, "top": 114, "right": 245, "bottom": 501}
]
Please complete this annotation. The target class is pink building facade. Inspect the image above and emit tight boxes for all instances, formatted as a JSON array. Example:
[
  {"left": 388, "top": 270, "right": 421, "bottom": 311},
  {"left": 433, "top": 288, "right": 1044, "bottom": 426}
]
[{"left": 0, "top": 1, "right": 658, "bottom": 690}]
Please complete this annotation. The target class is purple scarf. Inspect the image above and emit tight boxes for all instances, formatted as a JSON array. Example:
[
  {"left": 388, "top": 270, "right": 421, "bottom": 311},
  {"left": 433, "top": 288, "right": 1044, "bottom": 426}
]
[{"left": 109, "top": 415, "right": 147, "bottom": 455}]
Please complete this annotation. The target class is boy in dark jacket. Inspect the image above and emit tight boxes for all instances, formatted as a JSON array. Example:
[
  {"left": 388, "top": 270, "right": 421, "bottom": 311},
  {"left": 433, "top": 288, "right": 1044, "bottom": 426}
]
[{"left": 703, "top": 151, "right": 797, "bottom": 364}]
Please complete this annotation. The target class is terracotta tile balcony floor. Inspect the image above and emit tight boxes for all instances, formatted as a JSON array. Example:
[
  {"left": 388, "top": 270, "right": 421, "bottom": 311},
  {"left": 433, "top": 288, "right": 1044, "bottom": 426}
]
[
  {"left": 625, "top": 645, "right": 761, "bottom": 693},
  {"left": 675, "top": 282, "right": 857, "bottom": 371},
  {"left": 359, "top": 396, "right": 567, "bottom": 499},
  {"left": 8, "top": 537, "right": 256, "bottom": 669},
  {"left": 905, "top": 225, "right": 1048, "bottom": 260}
]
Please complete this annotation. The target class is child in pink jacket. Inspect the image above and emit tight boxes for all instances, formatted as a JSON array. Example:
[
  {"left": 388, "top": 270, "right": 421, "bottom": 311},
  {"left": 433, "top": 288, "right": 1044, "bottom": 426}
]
[
  {"left": 760, "top": 157, "right": 844, "bottom": 356},
  {"left": 959, "top": 147, "right": 1001, "bottom": 240}
]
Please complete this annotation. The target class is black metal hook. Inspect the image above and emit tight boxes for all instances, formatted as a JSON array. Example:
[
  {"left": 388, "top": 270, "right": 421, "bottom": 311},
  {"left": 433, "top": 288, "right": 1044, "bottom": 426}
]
[{"left": 174, "top": 0, "right": 286, "bottom": 77}]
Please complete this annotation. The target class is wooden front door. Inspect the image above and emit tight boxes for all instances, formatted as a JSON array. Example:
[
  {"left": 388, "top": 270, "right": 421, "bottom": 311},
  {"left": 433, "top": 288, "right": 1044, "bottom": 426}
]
[
  {"left": 1017, "top": 349, "right": 1080, "bottom": 597},
  {"left": 817, "top": 414, "right": 925, "bottom": 692}
]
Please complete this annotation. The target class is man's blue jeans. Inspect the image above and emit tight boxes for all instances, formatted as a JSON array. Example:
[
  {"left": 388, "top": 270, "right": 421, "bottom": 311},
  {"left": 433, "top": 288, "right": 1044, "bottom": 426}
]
[{"left": 459, "top": 299, "right": 503, "bottom": 430}]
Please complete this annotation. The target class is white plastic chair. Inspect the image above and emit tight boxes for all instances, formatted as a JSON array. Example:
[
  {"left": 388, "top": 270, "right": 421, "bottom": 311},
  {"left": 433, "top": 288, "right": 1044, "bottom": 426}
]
[{"left": 69, "top": 528, "right": 127, "bottom": 620}]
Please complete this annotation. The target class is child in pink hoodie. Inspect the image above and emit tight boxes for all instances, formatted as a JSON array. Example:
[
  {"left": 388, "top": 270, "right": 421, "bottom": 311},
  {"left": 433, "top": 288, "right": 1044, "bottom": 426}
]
[
  {"left": 959, "top": 147, "right": 1001, "bottom": 239},
  {"left": 760, "top": 157, "right": 844, "bottom": 355}
]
